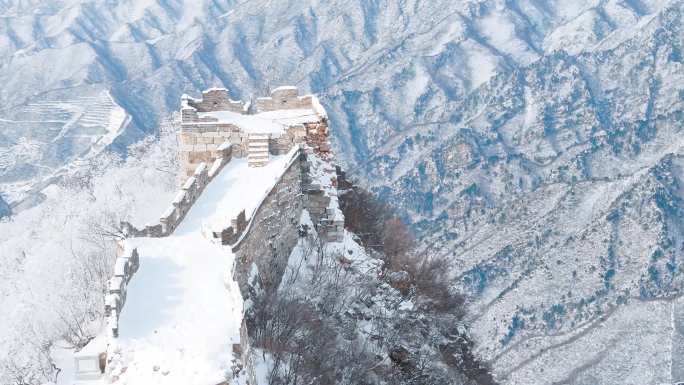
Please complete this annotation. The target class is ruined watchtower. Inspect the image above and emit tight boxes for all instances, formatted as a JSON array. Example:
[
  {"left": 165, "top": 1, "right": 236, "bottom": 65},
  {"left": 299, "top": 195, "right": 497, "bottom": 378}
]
[{"left": 179, "top": 86, "right": 330, "bottom": 179}]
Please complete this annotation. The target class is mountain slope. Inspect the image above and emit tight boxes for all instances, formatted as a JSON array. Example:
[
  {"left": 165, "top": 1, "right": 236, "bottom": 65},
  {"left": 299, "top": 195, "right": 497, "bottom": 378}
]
[
  {"left": 0, "top": 0, "right": 674, "bottom": 205},
  {"left": 373, "top": 3, "right": 684, "bottom": 383}
]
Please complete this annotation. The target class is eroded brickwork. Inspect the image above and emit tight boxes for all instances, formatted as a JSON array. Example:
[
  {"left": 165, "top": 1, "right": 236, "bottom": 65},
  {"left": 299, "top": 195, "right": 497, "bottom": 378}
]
[
  {"left": 232, "top": 151, "right": 306, "bottom": 296},
  {"left": 178, "top": 124, "right": 243, "bottom": 178},
  {"left": 179, "top": 86, "right": 329, "bottom": 178}
]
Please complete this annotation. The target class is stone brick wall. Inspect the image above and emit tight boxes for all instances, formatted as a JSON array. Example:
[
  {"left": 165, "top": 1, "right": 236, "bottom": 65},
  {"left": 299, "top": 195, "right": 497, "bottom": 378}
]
[
  {"left": 231, "top": 150, "right": 307, "bottom": 296},
  {"left": 179, "top": 86, "right": 330, "bottom": 179},
  {"left": 179, "top": 126, "right": 238, "bottom": 177}
]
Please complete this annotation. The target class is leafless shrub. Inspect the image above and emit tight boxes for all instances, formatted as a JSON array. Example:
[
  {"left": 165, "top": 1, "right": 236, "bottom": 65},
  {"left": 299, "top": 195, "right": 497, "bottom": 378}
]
[
  {"left": 382, "top": 217, "right": 414, "bottom": 267},
  {"left": 339, "top": 185, "right": 414, "bottom": 266},
  {"left": 250, "top": 180, "right": 494, "bottom": 385},
  {"left": 248, "top": 242, "right": 371, "bottom": 385},
  {"left": 339, "top": 186, "right": 391, "bottom": 251},
  {"left": 405, "top": 253, "right": 466, "bottom": 314},
  {"left": 56, "top": 245, "right": 114, "bottom": 348},
  {"left": 0, "top": 336, "right": 57, "bottom": 385}
]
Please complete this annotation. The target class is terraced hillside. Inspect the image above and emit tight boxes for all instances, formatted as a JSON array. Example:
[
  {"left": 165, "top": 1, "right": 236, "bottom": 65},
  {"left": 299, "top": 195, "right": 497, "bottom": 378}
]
[{"left": 0, "top": 87, "right": 127, "bottom": 207}]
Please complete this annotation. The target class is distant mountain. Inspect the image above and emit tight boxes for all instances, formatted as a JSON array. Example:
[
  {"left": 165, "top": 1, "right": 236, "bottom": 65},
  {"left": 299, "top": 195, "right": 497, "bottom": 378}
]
[{"left": 0, "top": 0, "right": 673, "bottom": 206}]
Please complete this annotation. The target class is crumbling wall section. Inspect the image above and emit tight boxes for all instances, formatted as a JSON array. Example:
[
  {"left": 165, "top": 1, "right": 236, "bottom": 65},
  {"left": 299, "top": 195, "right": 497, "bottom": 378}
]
[
  {"left": 230, "top": 150, "right": 347, "bottom": 384},
  {"left": 231, "top": 151, "right": 307, "bottom": 295},
  {"left": 179, "top": 86, "right": 330, "bottom": 178},
  {"left": 231, "top": 149, "right": 345, "bottom": 296},
  {"left": 304, "top": 120, "right": 331, "bottom": 155}
]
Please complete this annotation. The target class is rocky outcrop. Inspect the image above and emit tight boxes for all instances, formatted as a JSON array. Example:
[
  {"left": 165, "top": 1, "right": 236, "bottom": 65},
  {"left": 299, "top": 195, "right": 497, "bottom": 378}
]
[{"left": 231, "top": 149, "right": 344, "bottom": 296}]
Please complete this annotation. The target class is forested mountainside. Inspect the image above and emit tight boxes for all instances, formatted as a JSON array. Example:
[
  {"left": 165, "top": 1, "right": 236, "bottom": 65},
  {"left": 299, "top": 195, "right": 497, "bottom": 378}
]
[{"left": 1, "top": 0, "right": 683, "bottom": 384}]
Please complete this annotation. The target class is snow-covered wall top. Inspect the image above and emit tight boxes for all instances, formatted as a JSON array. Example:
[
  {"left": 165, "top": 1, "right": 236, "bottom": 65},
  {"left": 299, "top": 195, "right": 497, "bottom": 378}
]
[
  {"left": 180, "top": 86, "right": 323, "bottom": 124},
  {"left": 123, "top": 88, "right": 332, "bottom": 241},
  {"left": 178, "top": 86, "right": 331, "bottom": 177}
]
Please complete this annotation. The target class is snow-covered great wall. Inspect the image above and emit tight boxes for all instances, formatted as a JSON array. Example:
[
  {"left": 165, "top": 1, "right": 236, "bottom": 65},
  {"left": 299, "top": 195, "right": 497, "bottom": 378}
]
[{"left": 71, "top": 87, "right": 345, "bottom": 384}]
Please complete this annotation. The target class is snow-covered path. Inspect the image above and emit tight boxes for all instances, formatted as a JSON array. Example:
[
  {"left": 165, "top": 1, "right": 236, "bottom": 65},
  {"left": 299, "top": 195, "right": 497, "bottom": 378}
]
[
  {"left": 111, "top": 155, "right": 291, "bottom": 385},
  {"left": 114, "top": 235, "right": 241, "bottom": 384}
]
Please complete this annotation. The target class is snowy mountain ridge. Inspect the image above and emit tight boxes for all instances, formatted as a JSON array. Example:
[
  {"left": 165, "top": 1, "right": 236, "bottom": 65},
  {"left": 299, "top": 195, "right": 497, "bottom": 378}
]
[{"left": 0, "top": 0, "right": 675, "bottom": 206}]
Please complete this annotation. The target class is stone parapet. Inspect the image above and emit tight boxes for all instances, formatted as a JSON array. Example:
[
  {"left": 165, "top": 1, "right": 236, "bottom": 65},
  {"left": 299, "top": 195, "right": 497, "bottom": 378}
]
[
  {"left": 179, "top": 86, "right": 328, "bottom": 177},
  {"left": 255, "top": 86, "right": 315, "bottom": 112},
  {"left": 104, "top": 245, "right": 140, "bottom": 339},
  {"left": 121, "top": 154, "right": 232, "bottom": 238},
  {"left": 211, "top": 209, "right": 248, "bottom": 245}
]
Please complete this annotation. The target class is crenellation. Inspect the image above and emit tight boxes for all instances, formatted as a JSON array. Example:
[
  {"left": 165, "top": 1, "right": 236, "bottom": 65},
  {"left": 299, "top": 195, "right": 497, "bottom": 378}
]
[
  {"left": 121, "top": 152, "right": 232, "bottom": 238},
  {"left": 179, "top": 86, "right": 330, "bottom": 178},
  {"left": 184, "top": 88, "right": 245, "bottom": 113},
  {"left": 210, "top": 209, "right": 249, "bottom": 245},
  {"left": 104, "top": 246, "right": 139, "bottom": 338},
  {"left": 255, "top": 87, "right": 315, "bottom": 112}
]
